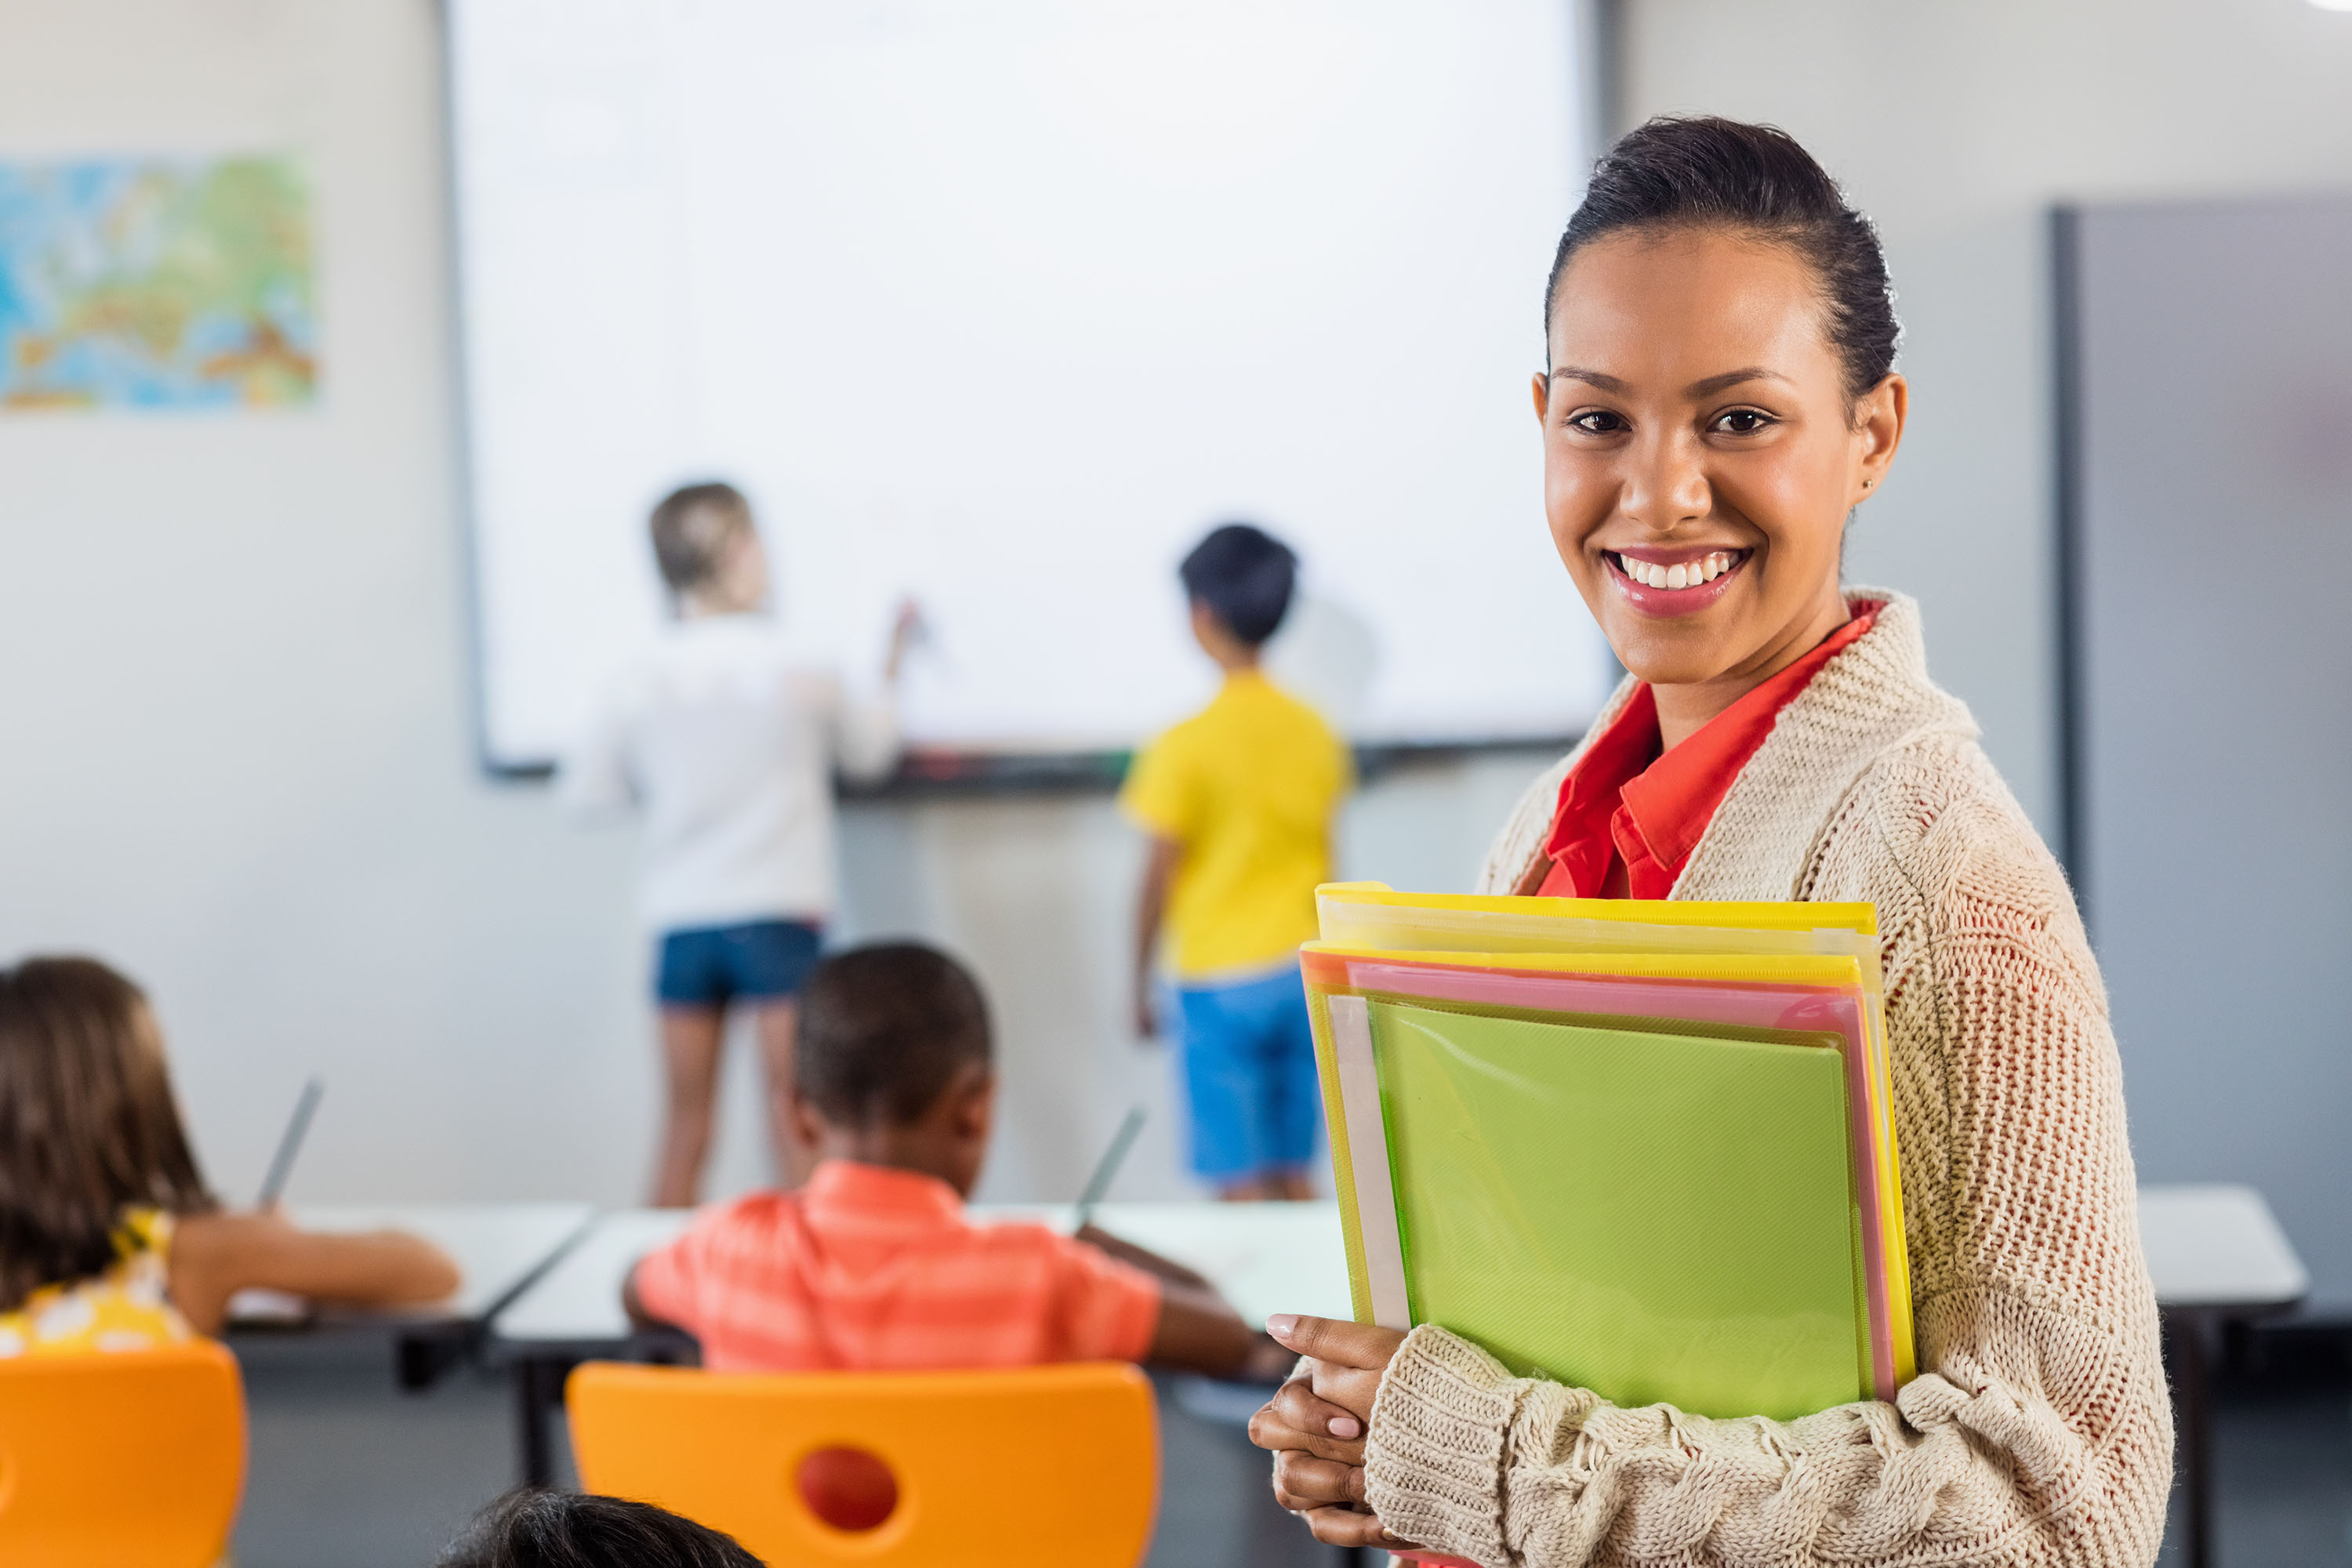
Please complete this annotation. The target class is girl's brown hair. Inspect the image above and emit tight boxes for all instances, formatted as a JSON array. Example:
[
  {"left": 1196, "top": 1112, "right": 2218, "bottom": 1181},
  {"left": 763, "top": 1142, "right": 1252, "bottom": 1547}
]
[{"left": 0, "top": 956, "right": 214, "bottom": 1312}]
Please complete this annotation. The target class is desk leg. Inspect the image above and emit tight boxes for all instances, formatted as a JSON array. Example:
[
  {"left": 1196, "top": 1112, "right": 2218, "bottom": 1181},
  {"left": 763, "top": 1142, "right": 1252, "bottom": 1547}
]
[
  {"left": 515, "top": 1356, "right": 565, "bottom": 1489},
  {"left": 2164, "top": 1308, "right": 2214, "bottom": 1568},
  {"left": 1334, "top": 1548, "right": 1367, "bottom": 1568}
]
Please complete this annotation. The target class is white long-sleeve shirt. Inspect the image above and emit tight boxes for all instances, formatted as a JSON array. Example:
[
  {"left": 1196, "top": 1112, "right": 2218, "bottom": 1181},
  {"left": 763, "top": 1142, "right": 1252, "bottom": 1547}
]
[{"left": 558, "top": 615, "right": 898, "bottom": 931}]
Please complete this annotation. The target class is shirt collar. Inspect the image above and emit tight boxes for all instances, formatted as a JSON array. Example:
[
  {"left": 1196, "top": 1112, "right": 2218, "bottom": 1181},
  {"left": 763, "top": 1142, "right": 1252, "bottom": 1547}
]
[
  {"left": 802, "top": 1160, "right": 969, "bottom": 1227},
  {"left": 1545, "top": 606, "right": 1881, "bottom": 893}
]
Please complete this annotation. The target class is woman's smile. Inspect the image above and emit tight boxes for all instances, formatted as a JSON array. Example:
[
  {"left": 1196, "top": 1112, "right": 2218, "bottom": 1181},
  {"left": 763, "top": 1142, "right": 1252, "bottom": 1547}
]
[{"left": 1604, "top": 546, "right": 1751, "bottom": 615}]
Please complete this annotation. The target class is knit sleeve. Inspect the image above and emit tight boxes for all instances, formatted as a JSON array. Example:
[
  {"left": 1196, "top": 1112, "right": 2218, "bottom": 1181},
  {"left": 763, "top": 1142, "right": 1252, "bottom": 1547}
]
[{"left": 1363, "top": 794, "right": 2172, "bottom": 1568}]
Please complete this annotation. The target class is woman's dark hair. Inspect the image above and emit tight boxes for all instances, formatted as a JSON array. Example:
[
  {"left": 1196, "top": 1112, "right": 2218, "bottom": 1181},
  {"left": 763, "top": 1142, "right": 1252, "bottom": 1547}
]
[
  {"left": 0, "top": 956, "right": 214, "bottom": 1312},
  {"left": 1544, "top": 116, "right": 1900, "bottom": 406},
  {"left": 1179, "top": 522, "right": 1298, "bottom": 648},
  {"left": 437, "top": 1489, "right": 762, "bottom": 1568},
  {"left": 797, "top": 942, "right": 992, "bottom": 1129}
]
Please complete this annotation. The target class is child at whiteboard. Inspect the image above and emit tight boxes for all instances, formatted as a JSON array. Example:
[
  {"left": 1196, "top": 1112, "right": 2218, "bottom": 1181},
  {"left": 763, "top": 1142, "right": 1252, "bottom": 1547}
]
[
  {"left": 561, "top": 481, "right": 918, "bottom": 1207},
  {"left": 1121, "top": 524, "right": 1352, "bottom": 1202}
]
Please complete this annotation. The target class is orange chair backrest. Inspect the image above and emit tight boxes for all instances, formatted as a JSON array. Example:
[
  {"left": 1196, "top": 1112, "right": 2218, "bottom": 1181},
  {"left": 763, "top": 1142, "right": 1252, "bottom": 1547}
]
[
  {"left": 0, "top": 1341, "right": 247, "bottom": 1568},
  {"left": 568, "top": 1359, "right": 1158, "bottom": 1567}
]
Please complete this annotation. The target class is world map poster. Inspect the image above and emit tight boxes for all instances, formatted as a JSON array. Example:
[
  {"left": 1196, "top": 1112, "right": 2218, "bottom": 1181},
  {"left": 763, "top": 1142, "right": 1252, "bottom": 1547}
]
[{"left": 0, "top": 156, "right": 316, "bottom": 410}]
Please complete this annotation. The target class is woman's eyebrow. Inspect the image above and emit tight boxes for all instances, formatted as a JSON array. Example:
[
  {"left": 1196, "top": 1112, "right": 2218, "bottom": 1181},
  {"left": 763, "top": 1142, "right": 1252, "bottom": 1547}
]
[
  {"left": 1547, "top": 366, "right": 1790, "bottom": 397},
  {"left": 1686, "top": 366, "right": 1787, "bottom": 397}
]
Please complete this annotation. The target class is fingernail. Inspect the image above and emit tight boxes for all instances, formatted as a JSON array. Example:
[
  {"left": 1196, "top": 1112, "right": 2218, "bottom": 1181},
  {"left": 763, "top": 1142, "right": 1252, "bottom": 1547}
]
[
  {"left": 1328, "top": 1414, "right": 1362, "bottom": 1439},
  {"left": 1265, "top": 1313, "right": 1298, "bottom": 1340}
]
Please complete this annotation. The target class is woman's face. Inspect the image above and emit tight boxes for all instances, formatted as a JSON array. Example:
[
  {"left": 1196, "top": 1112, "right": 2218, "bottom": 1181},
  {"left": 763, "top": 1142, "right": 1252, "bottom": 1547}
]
[{"left": 1533, "top": 227, "right": 1905, "bottom": 688}]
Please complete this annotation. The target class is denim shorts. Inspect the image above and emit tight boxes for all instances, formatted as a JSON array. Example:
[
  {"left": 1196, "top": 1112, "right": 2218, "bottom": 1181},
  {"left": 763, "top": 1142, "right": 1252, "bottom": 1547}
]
[
  {"left": 656, "top": 919, "right": 824, "bottom": 1008},
  {"left": 1174, "top": 964, "right": 1323, "bottom": 1181}
]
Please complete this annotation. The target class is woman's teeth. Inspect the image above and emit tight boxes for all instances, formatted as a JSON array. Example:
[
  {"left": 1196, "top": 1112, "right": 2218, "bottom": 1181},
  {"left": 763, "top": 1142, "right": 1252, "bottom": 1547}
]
[{"left": 1617, "top": 551, "right": 1736, "bottom": 590}]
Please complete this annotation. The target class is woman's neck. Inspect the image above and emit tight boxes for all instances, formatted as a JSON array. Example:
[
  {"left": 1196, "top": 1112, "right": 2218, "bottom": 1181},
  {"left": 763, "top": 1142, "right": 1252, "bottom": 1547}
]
[{"left": 1650, "top": 587, "right": 1852, "bottom": 752}]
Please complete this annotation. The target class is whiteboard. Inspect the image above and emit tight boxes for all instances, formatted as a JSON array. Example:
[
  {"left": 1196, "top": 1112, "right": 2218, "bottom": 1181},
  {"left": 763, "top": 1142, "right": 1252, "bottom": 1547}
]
[{"left": 447, "top": 0, "right": 1610, "bottom": 768}]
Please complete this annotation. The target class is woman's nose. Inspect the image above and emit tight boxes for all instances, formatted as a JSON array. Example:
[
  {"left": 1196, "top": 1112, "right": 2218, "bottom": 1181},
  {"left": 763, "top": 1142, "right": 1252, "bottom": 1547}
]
[{"left": 1621, "top": 430, "right": 1711, "bottom": 528}]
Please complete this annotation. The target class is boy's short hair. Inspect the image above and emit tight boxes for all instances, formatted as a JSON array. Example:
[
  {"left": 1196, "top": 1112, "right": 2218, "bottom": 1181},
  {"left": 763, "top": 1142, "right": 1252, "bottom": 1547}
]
[
  {"left": 1179, "top": 522, "right": 1298, "bottom": 647},
  {"left": 437, "top": 1487, "right": 760, "bottom": 1568},
  {"left": 649, "top": 481, "right": 753, "bottom": 594},
  {"left": 797, "top": 943, "right": 992, "bottom": 1127}
]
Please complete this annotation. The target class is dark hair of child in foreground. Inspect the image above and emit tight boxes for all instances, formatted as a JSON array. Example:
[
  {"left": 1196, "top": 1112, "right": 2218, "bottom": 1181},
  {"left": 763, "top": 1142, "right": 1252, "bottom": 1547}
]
[
  {"left": 624, "top": 942, "right": 1288, "bottom": 1380},
  {"left": 438, "top": 1488, "right": 759, "bottom": 1568}
]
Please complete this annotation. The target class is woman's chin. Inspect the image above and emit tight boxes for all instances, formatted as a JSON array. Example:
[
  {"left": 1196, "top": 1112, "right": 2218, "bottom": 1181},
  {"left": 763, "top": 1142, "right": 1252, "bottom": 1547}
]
[{"left": 1604, "top": 621, "right": 1752, "bottom": 689}]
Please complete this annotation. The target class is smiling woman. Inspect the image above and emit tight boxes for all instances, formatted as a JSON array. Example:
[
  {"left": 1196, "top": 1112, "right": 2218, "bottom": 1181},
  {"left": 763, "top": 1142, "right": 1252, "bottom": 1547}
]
[{"left": 1248, "top": 118, "right": 2172, "bottom": 1568}]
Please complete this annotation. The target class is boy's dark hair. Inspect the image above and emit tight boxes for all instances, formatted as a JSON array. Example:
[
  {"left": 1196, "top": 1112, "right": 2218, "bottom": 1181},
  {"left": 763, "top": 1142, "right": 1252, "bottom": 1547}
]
[
  {"left": 648, "top": 481, "right": 754, "bottom": 594},
  {"left": 1179, "top": 523, "right": 1297, "bottom": 648},
  {"left": 1544, "top": 116, "right": 1900, "bottom": 407},
  {"left": 0, "top": 956, "right": 214, "bottom": 1313},
  {"left": 796, "top": 943, "right": 992, "bottom": 1127},
  {"left": 437, "top": 1488, "right": 760, "bottom": 1568}
]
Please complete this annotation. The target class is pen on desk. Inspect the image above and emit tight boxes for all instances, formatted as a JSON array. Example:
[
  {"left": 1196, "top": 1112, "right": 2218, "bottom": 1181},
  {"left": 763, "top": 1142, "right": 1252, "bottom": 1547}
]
[
  {"left": 257, "top": 1076, "right": 325, "bottom": 1210},
  {"left": 1074, "top": 1105, "right": 1148, "bottom": 1233}
]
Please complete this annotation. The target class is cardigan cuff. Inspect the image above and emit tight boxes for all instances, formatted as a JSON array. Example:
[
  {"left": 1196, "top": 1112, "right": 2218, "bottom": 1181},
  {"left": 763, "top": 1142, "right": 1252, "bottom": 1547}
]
[{"left": 1365, "top": 1325, "right": 1537, "bottom": 1566}]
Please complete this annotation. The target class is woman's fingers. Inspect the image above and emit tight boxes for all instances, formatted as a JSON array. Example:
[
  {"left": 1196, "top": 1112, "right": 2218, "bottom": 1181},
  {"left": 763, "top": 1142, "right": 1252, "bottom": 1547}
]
[
  {"left": 1265, "top": 1313, "right": 1406, "bottom": 1372},
  {"left": 1301, "top": 1504, "right": 1404, "bottom": 1549},
  {"left": 1251, "top": 1374, "right": 1367, "bottom": 1447},
  {"left": 1305, "top": 1359, "right": 1385, "bottom": 1421},
  {"left": 1270, "top": 1449, "right": 1367, "bottom": 1511},
  {"left": 1247, "top": 1405, "right": 1364, "bottom": 1465}
]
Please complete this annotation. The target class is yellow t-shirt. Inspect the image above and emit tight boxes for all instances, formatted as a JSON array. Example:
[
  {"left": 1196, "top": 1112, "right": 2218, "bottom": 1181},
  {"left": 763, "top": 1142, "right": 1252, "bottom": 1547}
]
[
  {"left": 0, "top": 1207, "right": 192, "bottom": 1357},
  {"left": 1120, "top": 671, "right": 1352, "bottom": 980}
]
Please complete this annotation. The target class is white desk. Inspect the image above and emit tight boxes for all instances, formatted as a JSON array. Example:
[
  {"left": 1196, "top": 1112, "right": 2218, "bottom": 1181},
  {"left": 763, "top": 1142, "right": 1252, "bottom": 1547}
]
[
  {"left": 2138, "top": 1184, "right": 2307, "bottom": 1309},
  {"left": 1087, "top": 1201, "right": 1352, "bottom": 1326},
  {"left": 486, "top": 1199, "right": 1352, "bottom": 1484},
  {"left": 489, "top": 1209, "right": 694, "bottom": 1348},
  {"left": 2136, "top": 1183, "right": 2309, "bottom": 1568},
  {"left": 228, "top": 1203, "right": 598, "bottom": 1330}
]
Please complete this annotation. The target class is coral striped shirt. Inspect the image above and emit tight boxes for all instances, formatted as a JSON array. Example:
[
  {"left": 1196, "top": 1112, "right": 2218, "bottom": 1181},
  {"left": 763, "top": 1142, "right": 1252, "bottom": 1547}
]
[{"left": 631, "top": 1161, "right": 1163, "bottom": 1373}]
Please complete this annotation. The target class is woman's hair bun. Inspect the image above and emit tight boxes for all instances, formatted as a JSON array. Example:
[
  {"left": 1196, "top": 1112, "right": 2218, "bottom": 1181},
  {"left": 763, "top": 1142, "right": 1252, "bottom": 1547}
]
[{"left": 1545, "top": 116, "right": 1900, "bottom": 404}]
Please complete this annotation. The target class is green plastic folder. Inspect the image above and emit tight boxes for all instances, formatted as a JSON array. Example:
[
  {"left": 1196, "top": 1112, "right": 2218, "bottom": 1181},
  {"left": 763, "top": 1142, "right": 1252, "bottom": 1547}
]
[{"left": 1363, "top": 999, "right": 1864, "bottom": 1421}]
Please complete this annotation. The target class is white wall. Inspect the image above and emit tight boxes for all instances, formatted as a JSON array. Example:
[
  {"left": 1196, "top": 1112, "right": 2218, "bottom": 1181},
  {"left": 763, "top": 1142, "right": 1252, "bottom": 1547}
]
[
  {"left": 0, "top": 0, "right": 648, "bottom": 1206},
  {"left": 0, "top": 0, "right": 1566, "bottom": 1209},
  {"left": 1619, "top": 0, "right": 2352, "bottom": 836},
  {"left": 21, "top": 0, "right": 2342, "bottom": 1214}
]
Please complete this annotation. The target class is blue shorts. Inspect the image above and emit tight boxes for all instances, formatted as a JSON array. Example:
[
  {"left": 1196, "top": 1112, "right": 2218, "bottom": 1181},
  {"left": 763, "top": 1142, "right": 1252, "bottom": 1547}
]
[
  {"left": 1174, "top": 965, "right": 1323, "bottom": 1182},
  {"left": 656, "top": 920, "right": 824, "bottom": 1008}
]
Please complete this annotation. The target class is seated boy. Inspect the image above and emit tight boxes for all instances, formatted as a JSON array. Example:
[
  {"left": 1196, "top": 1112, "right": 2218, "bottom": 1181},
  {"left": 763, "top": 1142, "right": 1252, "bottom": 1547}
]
[{"left": 626, "top": 942, "right": 1287, "bottom": 1380}]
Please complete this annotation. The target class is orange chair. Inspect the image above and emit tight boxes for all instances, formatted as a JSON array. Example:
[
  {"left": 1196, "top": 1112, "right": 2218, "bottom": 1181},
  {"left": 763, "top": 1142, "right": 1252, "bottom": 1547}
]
[
  {"left": 0, "top": 1341, "right": 247, "bottom": 1568},
  {"left": 567, "top": 1360, "right": 1158, "bottom": 1566}
]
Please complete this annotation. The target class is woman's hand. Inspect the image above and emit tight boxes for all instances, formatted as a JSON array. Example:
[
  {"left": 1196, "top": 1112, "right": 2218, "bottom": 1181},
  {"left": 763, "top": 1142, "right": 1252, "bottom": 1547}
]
[{"left": 1250, "top": 1314, "right": 1410, "bottom": 1551}]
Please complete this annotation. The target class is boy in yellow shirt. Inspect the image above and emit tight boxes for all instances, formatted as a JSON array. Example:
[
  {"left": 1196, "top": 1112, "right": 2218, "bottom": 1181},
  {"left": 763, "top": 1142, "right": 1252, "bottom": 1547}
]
[{"left": 1122, "top": 524, "right": 1352, "bottom": 1201}]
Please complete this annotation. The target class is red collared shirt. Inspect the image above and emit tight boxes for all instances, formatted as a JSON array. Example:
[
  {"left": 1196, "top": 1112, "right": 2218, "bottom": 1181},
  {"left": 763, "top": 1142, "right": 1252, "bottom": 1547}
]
[{"left": 1537, "top": 607, "right": 1881, "bottom": 899}]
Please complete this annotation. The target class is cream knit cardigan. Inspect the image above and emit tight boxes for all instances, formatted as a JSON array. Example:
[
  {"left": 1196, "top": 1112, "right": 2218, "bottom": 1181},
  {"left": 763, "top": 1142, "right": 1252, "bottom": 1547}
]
[{"left": 1361, "top": 590, "right": 2171, "bottom": 1568}]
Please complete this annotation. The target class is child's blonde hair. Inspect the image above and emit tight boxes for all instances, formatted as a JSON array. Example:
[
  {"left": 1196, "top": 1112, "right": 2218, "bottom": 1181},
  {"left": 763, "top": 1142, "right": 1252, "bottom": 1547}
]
[
  {"left": 0, "top": 956, "right": 213, "bottom": 1311},
  {"left": 648, "top": 481, "right": 754, "bottom": 595}
]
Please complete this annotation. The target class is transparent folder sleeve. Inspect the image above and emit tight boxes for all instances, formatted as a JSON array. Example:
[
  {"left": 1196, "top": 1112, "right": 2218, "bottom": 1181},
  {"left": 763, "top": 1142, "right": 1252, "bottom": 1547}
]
[{"left": 1317, "top": 952, "right": 1910, "bottom": 1396}]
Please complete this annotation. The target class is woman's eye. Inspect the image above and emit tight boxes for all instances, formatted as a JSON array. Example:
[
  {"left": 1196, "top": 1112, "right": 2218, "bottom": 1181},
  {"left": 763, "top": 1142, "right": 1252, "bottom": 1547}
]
[
  {"left": 1714, "top": 408, "right": 1773, "bottom": 434},
  {"left": 1568, "top": 410, "right": 1626, "bottom": 435}
]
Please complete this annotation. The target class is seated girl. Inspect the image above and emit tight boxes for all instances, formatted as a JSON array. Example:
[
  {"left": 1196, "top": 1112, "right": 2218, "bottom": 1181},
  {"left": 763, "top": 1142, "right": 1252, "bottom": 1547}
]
[{"left": 0, "top": 956, "right": 459, "bottom": 1353}]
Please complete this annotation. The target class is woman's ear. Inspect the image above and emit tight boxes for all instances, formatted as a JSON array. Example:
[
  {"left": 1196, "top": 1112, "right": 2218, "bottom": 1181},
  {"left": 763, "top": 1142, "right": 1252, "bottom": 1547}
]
[
  {"left": 1530, "top": 371, "right": 1551, "bottom": 424},
  {"left": 1853, "top": 373, "right": 1908, "bottom": 500}
]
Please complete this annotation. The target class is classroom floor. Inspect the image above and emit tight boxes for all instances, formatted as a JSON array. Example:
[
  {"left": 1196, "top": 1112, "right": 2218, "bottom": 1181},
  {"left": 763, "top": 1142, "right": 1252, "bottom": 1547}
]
[{"left": 228, "top": 1330, "right": 2352, "bottom": 1567}]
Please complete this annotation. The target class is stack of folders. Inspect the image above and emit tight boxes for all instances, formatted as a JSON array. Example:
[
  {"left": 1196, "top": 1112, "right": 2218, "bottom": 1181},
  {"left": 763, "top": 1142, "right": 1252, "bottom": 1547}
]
[{"left": 1305, "top": 884, "right": 1915, "bottom": 1425}]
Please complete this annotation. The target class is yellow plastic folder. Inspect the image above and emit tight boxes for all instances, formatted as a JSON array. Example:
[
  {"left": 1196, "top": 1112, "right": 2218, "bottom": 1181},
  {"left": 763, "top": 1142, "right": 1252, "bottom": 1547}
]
[{"left": 1307, "top": 885, "right": 1915, "bottom": 1417}]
